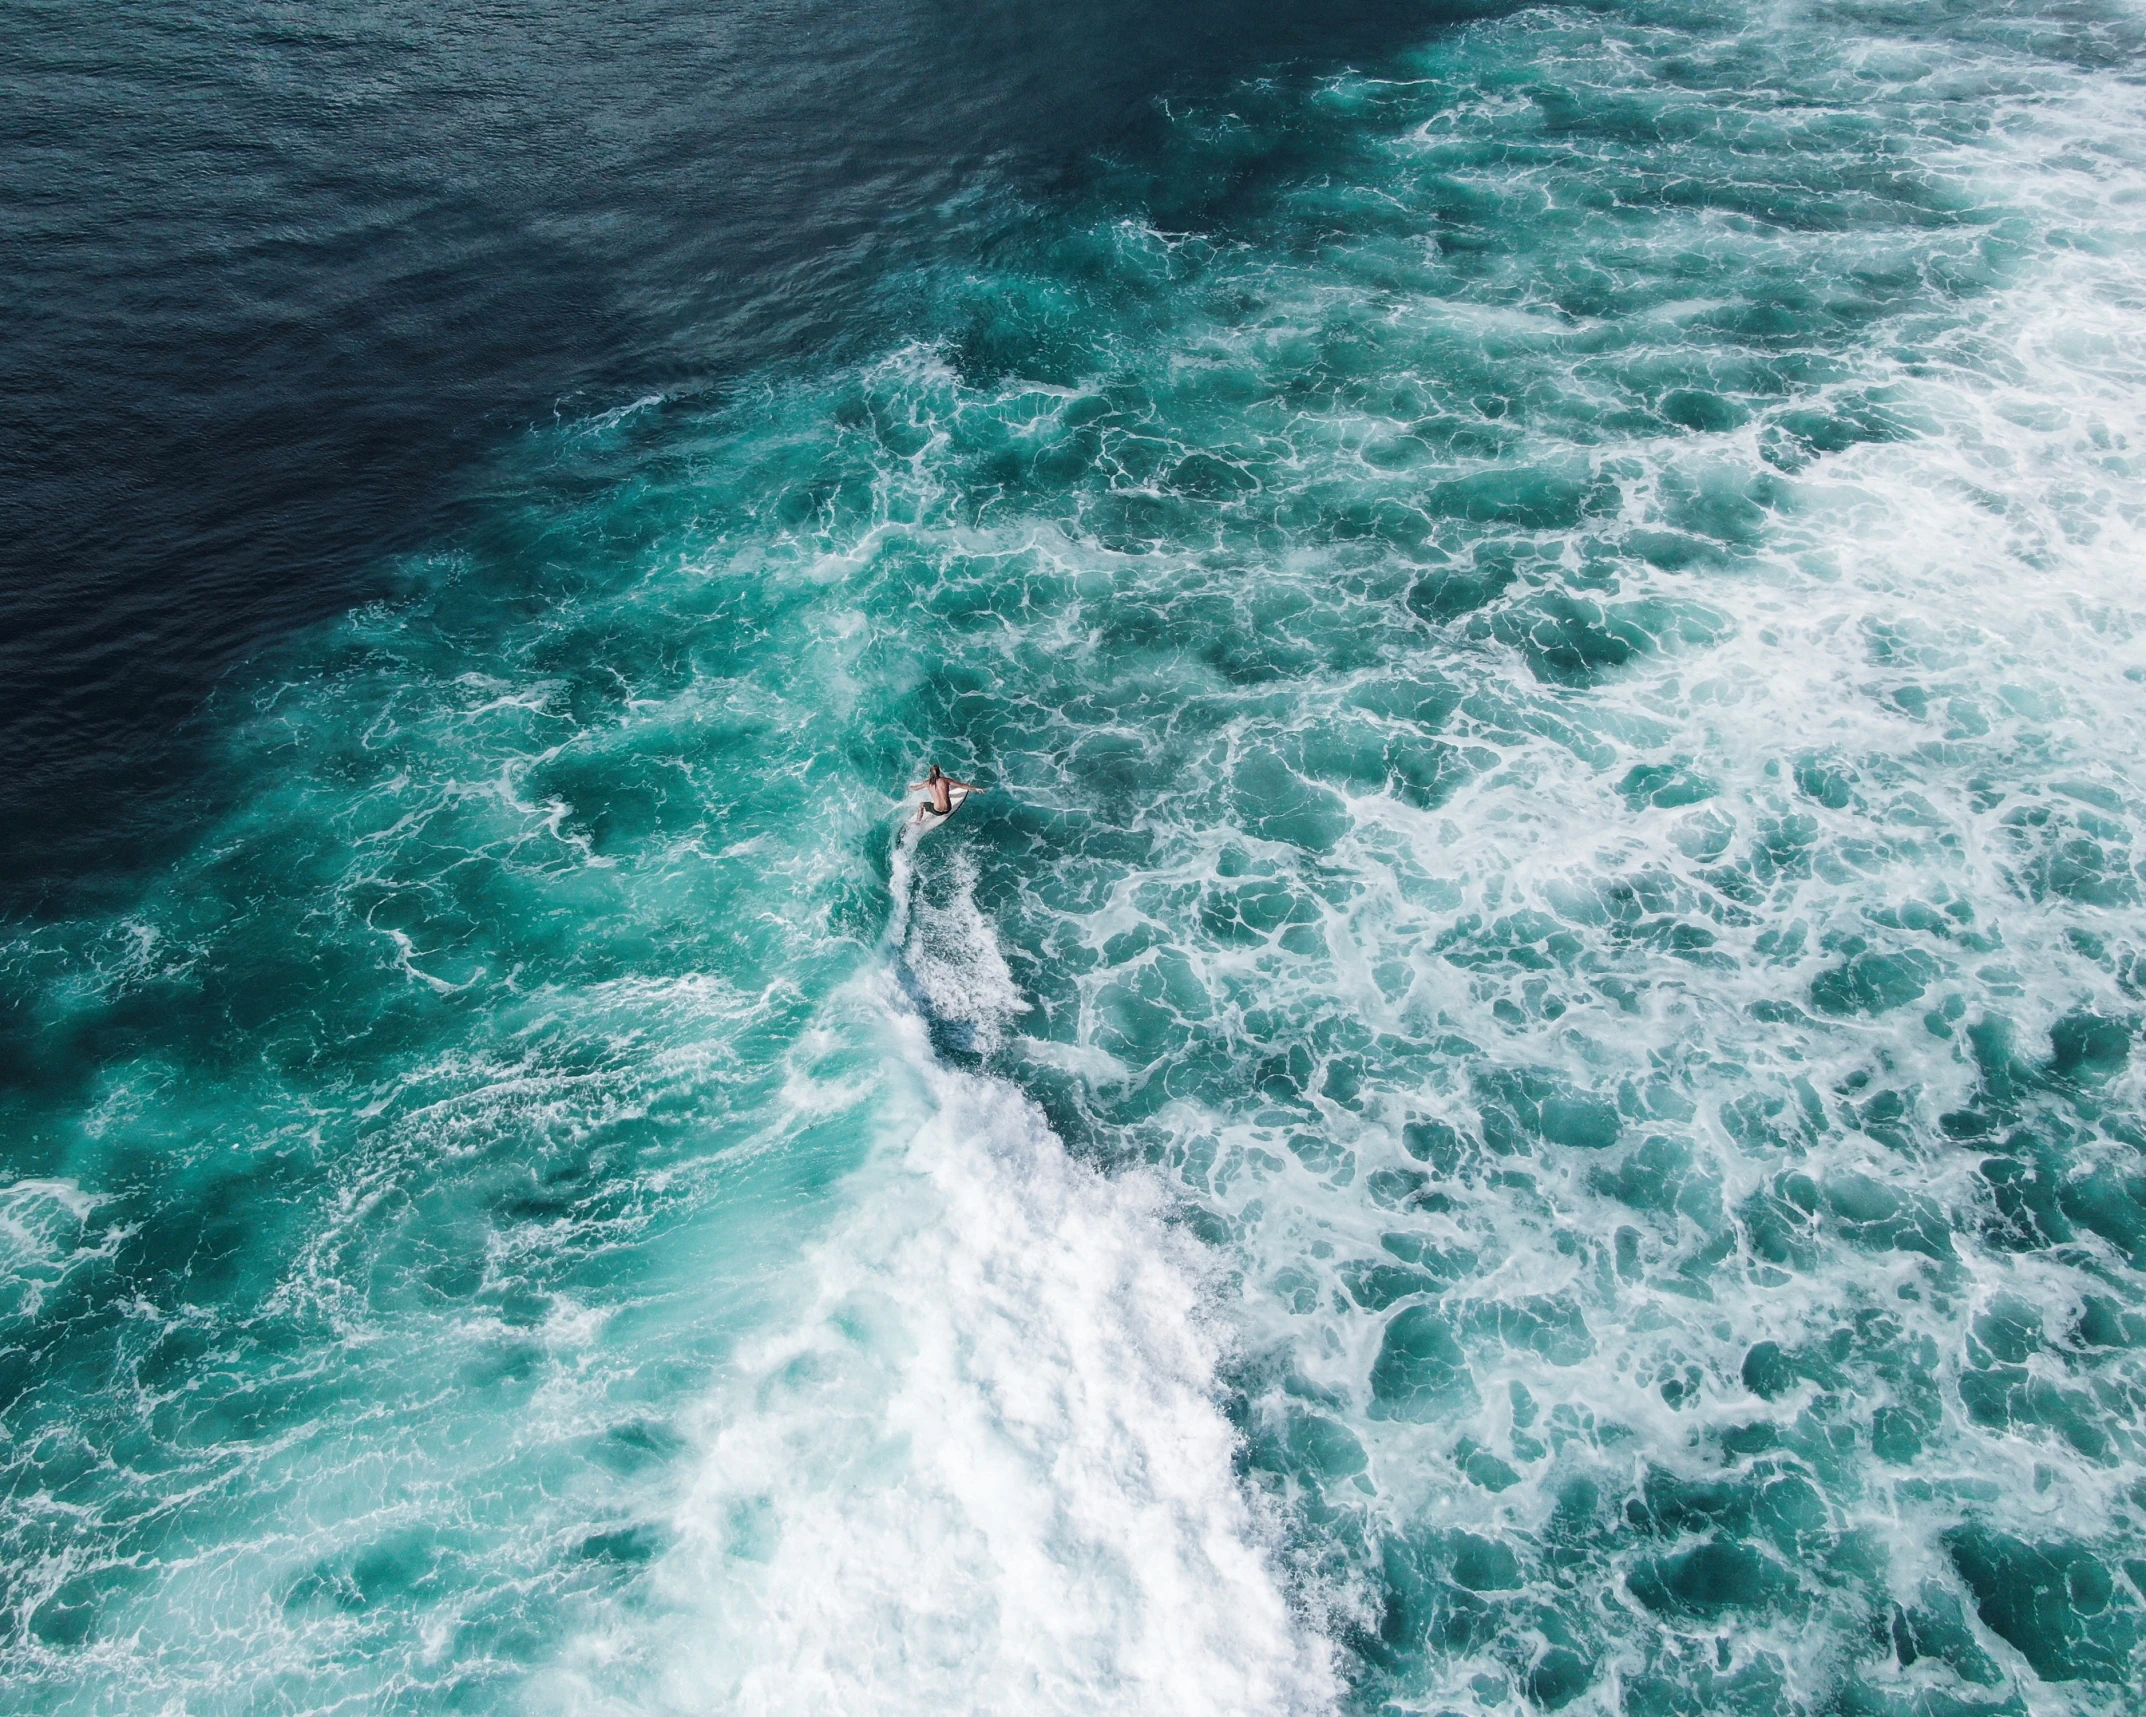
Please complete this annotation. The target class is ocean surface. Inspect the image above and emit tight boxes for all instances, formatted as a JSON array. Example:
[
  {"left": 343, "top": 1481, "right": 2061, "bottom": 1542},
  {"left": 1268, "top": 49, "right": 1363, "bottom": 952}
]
[{"left": 4, "top": 2, "right": 2145, "bottom": 1712}]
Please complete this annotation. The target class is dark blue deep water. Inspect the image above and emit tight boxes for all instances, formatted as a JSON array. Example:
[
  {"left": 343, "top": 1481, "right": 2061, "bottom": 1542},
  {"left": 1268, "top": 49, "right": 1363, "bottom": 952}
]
[{"left": 4, "top": 2, "right": 2146, "bottom": 1712}]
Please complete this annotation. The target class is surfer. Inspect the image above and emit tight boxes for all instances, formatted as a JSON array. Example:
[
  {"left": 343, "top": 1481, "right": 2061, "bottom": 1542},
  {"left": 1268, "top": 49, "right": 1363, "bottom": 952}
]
[{"left": 907, "top": 763, "right": 985, "bottom": 823}]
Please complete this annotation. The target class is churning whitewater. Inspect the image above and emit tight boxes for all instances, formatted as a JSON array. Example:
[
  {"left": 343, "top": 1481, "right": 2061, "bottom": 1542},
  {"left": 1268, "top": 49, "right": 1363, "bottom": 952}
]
[{"left": 4, "top": 2, "right": 2146, "bottom": 1713}]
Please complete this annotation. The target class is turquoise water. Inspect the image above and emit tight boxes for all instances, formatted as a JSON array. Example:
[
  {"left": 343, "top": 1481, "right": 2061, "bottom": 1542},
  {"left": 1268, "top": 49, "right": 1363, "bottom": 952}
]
[{"left": 6, "top": 2, "right": 2146, "bottom": 1710}]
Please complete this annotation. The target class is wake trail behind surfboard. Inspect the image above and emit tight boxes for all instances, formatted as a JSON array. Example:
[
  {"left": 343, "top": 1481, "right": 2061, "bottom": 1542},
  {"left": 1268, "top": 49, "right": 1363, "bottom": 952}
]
[{"left": 886, "top": 820, "right": 923, "bottom": 951}]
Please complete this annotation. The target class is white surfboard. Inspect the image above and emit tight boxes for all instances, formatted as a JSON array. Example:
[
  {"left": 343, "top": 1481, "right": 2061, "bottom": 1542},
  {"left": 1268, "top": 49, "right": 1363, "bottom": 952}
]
[{"left": 913, "top": 783, "right": 970, "bottom": 833}]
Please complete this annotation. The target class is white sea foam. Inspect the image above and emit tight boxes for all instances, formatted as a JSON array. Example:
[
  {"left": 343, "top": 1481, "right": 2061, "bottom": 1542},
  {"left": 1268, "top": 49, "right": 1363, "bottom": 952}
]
[
  {"left": 901, "top": 848, "right": 1030, "bottom": 1055},
  {"left": 1125, "top": 36, "right": 2146, "bottom": 1711},
  {"left": 0, "top": 1179, "right": 116, "bottom": 1326},
  {"left": 539, "top": 850, "right": 1335, "bottom": 1716}
]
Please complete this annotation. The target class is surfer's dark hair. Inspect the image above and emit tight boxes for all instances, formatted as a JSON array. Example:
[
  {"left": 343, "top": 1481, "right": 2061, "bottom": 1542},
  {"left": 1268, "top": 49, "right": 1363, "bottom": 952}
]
[{"left": 927, "top": 764, "right": 942, "bottom": 778}]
